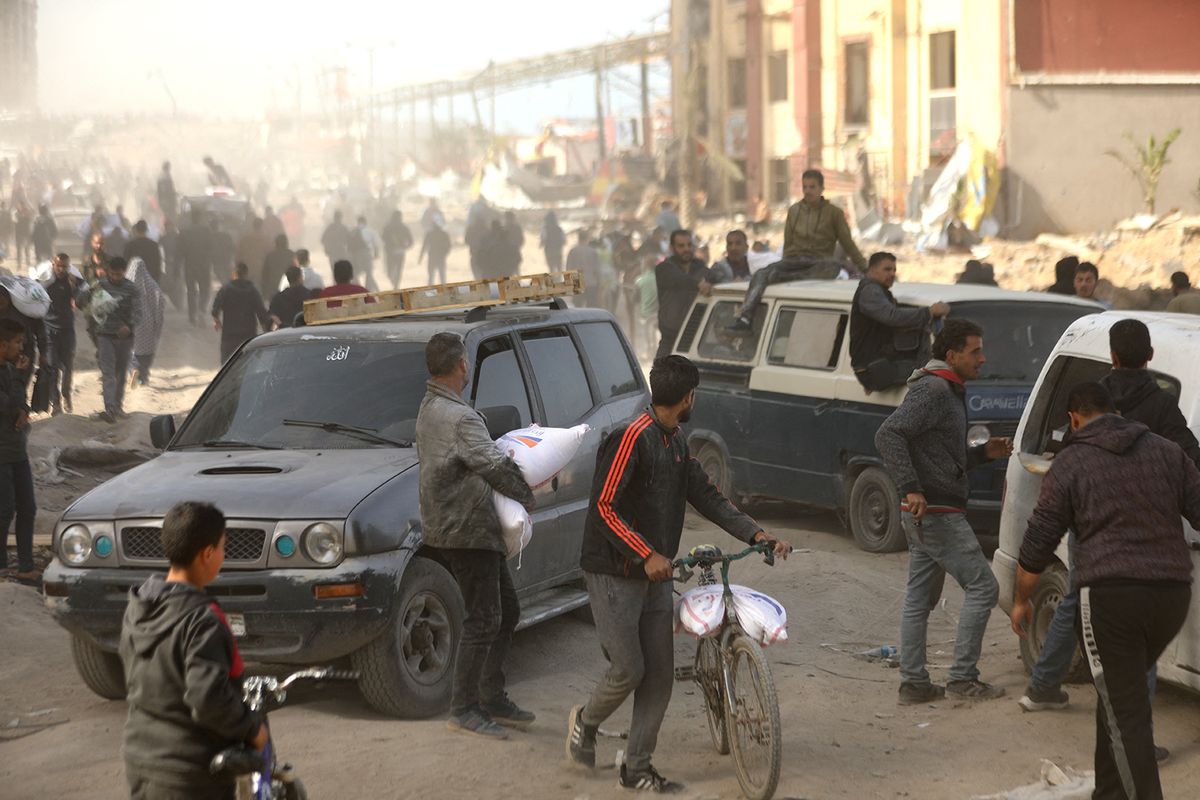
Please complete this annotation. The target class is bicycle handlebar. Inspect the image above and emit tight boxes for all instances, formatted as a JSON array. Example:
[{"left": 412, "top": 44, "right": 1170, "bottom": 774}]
[{"left": 672, "top": 541, "right": 778, "bottom": 571}]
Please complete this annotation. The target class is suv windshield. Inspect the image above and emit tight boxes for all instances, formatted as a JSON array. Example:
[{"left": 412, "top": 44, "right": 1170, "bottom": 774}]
[
  {"left": 174, "top": 339, "right": 428, "bottom": 449},
  {"left": 949, "top": 301, "right": 1098, "bottom": 382}
]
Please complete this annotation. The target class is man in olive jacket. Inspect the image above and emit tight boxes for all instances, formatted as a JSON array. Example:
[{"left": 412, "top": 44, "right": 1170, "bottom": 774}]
[{"left": 415, "top": 331, "right": 535, "bottom": 740}]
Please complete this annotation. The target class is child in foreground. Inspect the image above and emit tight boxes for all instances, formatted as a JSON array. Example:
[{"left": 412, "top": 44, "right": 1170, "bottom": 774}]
[{"left": 120, "top": 501, "right": 266, "bottom": 799}]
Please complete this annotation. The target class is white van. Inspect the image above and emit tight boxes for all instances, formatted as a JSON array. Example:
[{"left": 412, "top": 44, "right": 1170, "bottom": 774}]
[{"left": 992, "top": 311, "right": 1200, "bottom": 691}]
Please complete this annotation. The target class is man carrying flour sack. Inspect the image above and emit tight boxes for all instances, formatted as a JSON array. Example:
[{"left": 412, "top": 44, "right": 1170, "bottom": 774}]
[
  {"left": 415, "top": 332, "right": 535, "bottom": 740},
  {"left": 566, "top": 354, "right": 792, "bottom": 793}
]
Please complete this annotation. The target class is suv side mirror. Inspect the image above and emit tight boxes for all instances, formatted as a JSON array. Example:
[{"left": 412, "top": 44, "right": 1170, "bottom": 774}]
[
  {"left": 479, "top": 405, "right": 521, "bottom": 440},
  {"left": 149, "top": 414, "right": 177, "bottom": 449}
]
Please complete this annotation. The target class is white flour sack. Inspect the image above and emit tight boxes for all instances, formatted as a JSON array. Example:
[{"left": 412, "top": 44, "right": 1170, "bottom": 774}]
[
  {"left": 730, "top": 585, "right": 789, "bottom": 646},
  {"left": 493, "top": 424, "right": 590, "bottom": 559},
  {"left": 674, "top": 585, "right": 726, "bottom": 638},
  {"left": 496, "top": 424, "right": 591, "bottom": 488}
]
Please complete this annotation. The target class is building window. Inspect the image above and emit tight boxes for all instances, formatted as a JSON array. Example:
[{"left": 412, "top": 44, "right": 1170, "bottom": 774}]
[
  {"left": 727, "top": 57, "right": 746, "bottom": 110},
  {"left": 770, "top": 158, "right": 790, "bottom": 204},
  {"left": 844, "top": 41, "right": 869, "bottom": 127},
  {"left": 768, "top": 51, "right": 789, "bottom": 103},
  {"left": 930, "top": 31, "right": 956, "bottom": 90},
  {"left": 929, "top": 31, "right": 957, "bottom": 163}
]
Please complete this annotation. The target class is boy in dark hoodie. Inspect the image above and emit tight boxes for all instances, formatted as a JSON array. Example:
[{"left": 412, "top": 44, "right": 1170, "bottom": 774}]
[{"left": 120, "top": 501, "right": 266, "bottom": 799}]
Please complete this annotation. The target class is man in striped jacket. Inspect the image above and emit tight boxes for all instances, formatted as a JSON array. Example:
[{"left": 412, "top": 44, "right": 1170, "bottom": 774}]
[{"left": 566, "top": 354, "right": 791, "bottom": 793}]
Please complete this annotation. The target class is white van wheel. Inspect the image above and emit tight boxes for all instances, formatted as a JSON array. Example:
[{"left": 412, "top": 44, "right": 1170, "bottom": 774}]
[
  {"left": 696, "top": 442, "right": 738, "bottom": 503},
  {"left": 1019, "top": 565, "right": 1089, "bottom": 683},
  {"left": 848, "top": 467, "right": 907, "bottom": 553}
]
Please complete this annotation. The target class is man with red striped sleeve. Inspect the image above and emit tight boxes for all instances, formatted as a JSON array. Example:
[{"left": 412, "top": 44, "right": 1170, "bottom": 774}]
[{"left": 566, "top": 354, "right": 791, "bottom": 793}]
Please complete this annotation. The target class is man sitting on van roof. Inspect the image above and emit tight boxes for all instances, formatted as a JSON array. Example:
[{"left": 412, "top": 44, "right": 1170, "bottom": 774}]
[
  {"left": 1166, "top": 271, "right": 1200, "bottom": 314},
  {"left": 850, "top": 252, "right": 949, "bottom": 392},
  {"left": 726, "top": 169, "right": 864, "bottom": 332}
]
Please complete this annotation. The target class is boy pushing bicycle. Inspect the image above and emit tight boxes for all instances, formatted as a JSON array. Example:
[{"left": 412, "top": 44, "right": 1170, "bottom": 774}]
[{"left": 566, "top": 355, "right": 792, "bottom": 793}]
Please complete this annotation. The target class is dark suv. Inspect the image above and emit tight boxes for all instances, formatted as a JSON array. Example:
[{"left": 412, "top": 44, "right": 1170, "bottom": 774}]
[{"left": 42, "top": 301, "right": 648, "bottom": 717}]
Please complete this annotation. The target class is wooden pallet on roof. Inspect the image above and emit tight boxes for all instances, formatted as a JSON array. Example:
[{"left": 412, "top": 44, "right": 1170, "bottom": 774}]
[{"left": 303, "top": 271, "right": 583, "bottom": 325}]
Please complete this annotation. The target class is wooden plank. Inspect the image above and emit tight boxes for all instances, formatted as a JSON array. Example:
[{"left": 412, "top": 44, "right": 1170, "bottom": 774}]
[{"left": 303, "top": 271, "right": 584, "bottom": 325}]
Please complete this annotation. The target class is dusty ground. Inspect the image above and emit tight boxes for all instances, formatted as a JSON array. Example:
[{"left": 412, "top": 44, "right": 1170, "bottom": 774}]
[
  {"left": 2, "top": 240, "right": 1198, "bottom": 799},
  {"left": 3, "top": 509, "right": 1200, "bottom": 800}
]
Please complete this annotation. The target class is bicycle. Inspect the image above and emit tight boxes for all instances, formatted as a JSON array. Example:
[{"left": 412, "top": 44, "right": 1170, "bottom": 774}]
[
  {"left": 673, "top": 542, "right": 783, "bottom": 800},
  {"left": 210, "top": 666, "right": 358, "bottom": 800}
]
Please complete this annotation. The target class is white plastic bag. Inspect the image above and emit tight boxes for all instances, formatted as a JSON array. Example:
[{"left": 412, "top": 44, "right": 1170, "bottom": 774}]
[
  {"left": 496, "top": 494, "right": 532, "bottom": 559},
  {"left": 730, "top": 585, "right": 788, "bottom": 646},
  {"left": 0, "top": 275, "right": 51, "bottom": 319},
  {"left": 674, "top": 585, "right": 726, "bottom": 638},
  {"left": 493, "top": 423, "right": 591, "bottom": 558}
]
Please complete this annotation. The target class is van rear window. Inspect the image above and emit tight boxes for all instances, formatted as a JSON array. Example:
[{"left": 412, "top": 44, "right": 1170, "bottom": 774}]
[{"left": 696, "top": 301, "right": 766, "bottom": 363}]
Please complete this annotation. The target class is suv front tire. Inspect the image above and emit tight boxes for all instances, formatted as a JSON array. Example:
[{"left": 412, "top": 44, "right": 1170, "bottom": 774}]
[
  {"left": 353, "top": 557, "right": 464, "bottom": 717},
  {"left": 71, "top": 635, "right": 127, "bottom": 700}
]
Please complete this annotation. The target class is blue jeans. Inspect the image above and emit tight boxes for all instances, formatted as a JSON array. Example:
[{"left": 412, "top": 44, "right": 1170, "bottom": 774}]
[
  {"left": 900, "top": 511, "right": 999, "bottom": 685},
  {"left": 0, "top": 460, "right": 37, "bottom": 572},
  {"left": 1029, "top": 534, "right": 1159, "bottom": 700}
]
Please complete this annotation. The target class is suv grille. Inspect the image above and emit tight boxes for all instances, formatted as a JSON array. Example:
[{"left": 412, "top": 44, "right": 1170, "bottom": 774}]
[{"left": 121, "top": 527, "right": 267, "bottom": 562}]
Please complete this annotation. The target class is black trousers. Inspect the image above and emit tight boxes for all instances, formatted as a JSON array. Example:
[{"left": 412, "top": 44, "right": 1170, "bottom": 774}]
[
  {"left": 1078, "top": 582, "right": 1191, "bottom": 800},
  {"left": 655, "top": 328, "right": 677, "bottom": 360},
  {"left": 442, "top": 548, "right": 519, "bottom": 716},
  {"left": 46, "top": 324, "right": 75, "bottom": 405},
  {"left": 185, "top": 265, "right": 212, "bottom": 323}
]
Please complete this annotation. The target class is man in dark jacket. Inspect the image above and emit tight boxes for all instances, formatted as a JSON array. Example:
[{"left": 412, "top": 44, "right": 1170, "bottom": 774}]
[
  {"left": 320, "top": 210, "right": 350, "bottom": 269},
  {"left": 1018, "top": 318, "right": 1199, "bottom": 745},
  {"left": 40, "top": 253, "right": 84, "bottom": 414},
  {"left": 260, "top": 234, "right": 294, "bottom": 298},
  {"left": 123, "top": 220, "right": 164, "bottom": 286},
  {"left": 566, "top": 355, "right": 791, "bottom": 791},
  {"left": 156, "top": 162, "right": 177, "bottom": 224},
  {"left": 178, "top": 211, "right": 213, "bottom": 326},
  {"left": 31, "top": 204, "right": 56, "bottom": 262},
  {"left": 654, "top": 231, "right": 712, "bottom": 359},
  {"left": 851, "top": 251, "right": 949, "bottom": 391},
  {"left": 211, "top": 263, "right": 271, "bottom": 363},
  {"left": 1013, "top": 382, "right": 1200, "bottom": 800},
  {"left": 420, "top": 221, "right": 451, "bottom": 285},
  {"left": 87, "top": 257, "right": 140, "bottom": 423},
  {"left": 414, "top": 332, "right": 535, "bottom": 740},
  {"left": 0, "top": 319, "right": 36, "bottom": 581},
  {"left": 875, "top": 319, "right": 1011, "bottom": 704},
  {"left": 268, "top": 266, "right": 310, "bottom": 329},
  {"left": 120, "top": 501, "right": 266, "bottom": 799}
]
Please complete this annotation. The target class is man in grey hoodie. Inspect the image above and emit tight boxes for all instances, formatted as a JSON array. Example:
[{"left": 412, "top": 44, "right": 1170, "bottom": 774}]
[{"left": 875, "top": 318, "right": 1012, "bottom": 704}]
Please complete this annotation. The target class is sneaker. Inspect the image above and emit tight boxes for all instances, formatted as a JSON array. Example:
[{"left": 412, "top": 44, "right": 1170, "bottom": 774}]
[
  {"left": 946, "top": 679, "right": 1006, "bottom": 701},
  {"left": 618, "top": 764, "right": 683, "bottom": 793},
  {"left": 898, "top": 682, "right": 945, "bottom": 705},
  {"left": 565, "top": 704, "right": 597, "bottom": 769},
  {"left": 95, "top": 411, "right": 116, "bottom": 424},
  {"left": 446, "top": 706, "right": 508, "bottom": 740},
  {"left": 51, "top": 404, "right": 62, "bottom": 417},
  {"left": 481, "top": 693, "right": 535, "bottom": 729},
  {"left": 725, "top": 315, "right": 752, "bottom": 333},
  {"left": 1018, "top": 685, "right": 1069, "bottom": 712},
  {"left": 63, "top": 396, "right": 72, "bottom": 414},
  {"left": 1155, "top": 745, "right": 1169, "bottom": 763}
]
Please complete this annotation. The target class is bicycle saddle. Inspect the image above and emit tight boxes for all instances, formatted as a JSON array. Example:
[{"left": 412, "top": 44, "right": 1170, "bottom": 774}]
[{"left": 210, "top": 745, "right": 264, "bottom": 777}]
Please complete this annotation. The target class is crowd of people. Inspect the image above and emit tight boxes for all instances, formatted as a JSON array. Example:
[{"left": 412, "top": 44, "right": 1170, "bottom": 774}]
[{"left": 5, "top": 149, "right": 1200, "bottom": 799}]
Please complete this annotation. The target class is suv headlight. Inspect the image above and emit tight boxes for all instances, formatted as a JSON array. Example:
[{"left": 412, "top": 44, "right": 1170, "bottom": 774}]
[
  {"left": 302, "top": 523, "right": 342, "bottom": 565},
  {"left": 61, "top": 525, "right": 93, "bottom": 565}
]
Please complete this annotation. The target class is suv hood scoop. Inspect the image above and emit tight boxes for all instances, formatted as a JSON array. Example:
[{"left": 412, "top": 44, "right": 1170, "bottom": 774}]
[
  {"left": 199, "top": 465, "right": 287, "bottom": 476},
  {"left": 65, "top": 449, "right": 419, "bottom": 520}
]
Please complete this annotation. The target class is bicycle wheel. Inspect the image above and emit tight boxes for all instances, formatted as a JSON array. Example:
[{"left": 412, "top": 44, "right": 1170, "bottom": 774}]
[
  {"left": 724, "top": 634, "right": 782, "bottom": 800},
  {"left": 694, "top": 637, "right": 729, "bottom": 754}
]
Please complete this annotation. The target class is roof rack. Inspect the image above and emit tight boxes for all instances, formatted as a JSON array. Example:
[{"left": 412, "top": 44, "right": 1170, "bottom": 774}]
[{"left": 302, "top": 271, "right": 584, "bottom": 326}]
